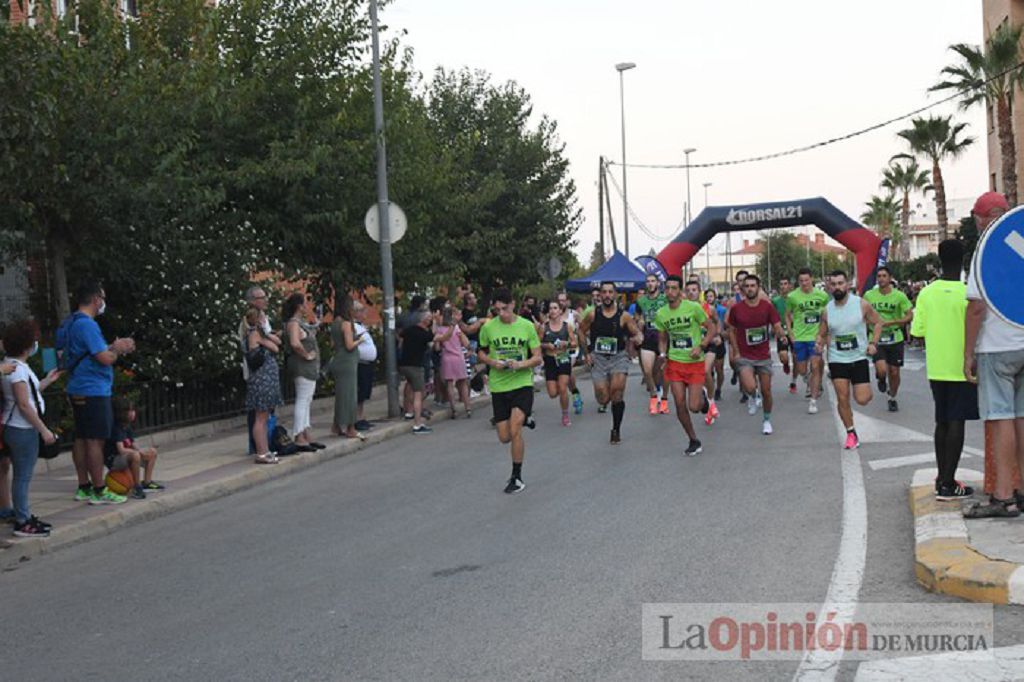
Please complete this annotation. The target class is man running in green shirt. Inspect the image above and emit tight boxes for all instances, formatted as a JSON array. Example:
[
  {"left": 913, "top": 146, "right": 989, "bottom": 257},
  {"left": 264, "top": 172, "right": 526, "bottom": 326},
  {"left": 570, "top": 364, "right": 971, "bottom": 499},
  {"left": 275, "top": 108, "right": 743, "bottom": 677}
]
[
  {"left": 478, "top": 288, "right": 543, "bottom": 494},
  {"left": 635, "top": 274, "right": 670, "bottom": 415},
  {"left": 909, "top": 240, "right": 977, "bottom": 500},
  {"left": 786, "top": 267, "right": 830, "bottom": 414},
  {"left": 772, "top": 276, "right": 796, "bottom": 394},
  {"left": 863, "top": 266, "right": 914, "bottom": 412}
]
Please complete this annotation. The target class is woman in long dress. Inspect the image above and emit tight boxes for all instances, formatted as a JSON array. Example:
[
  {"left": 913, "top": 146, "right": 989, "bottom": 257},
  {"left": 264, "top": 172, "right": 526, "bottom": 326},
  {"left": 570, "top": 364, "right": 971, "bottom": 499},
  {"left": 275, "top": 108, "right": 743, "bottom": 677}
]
[{"left": 330, "top": 295, "right": 364, "bottom": 440}]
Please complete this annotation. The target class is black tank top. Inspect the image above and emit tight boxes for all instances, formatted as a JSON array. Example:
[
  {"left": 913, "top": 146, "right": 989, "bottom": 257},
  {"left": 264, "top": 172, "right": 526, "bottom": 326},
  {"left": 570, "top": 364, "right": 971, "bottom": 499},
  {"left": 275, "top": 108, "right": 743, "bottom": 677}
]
[{"left": 589, "top": 306, "right": 628, "bottom": 354}]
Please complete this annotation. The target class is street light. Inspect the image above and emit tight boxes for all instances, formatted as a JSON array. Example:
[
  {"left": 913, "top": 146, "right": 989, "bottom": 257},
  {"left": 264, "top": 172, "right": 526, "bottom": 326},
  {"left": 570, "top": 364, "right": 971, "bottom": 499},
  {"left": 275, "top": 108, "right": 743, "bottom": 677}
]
[
  {"left": 615, "top": 61, "right": 636, "bottom": 258},
  {"left": 703, "top": 182, "right": 712, "bottom": 285},
  {"left": 683, "top": 148, "right": 696, "bottom": 278}
]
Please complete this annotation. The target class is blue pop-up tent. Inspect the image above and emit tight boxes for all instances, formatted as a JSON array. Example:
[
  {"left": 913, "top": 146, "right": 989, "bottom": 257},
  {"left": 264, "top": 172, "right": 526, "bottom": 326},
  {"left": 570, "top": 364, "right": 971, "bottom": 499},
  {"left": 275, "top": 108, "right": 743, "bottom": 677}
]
[{"left": 565, "top": 250, "right": 649, "bottom": 293}]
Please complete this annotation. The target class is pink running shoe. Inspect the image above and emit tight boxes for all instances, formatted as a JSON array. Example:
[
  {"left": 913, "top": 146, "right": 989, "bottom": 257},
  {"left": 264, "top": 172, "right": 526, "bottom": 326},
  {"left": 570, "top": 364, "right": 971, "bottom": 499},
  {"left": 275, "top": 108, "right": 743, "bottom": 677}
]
[
  {"left": 659, "top": 398, "right": 670, "bottom": 414},
  {"left": 708, "top": 400, "right": 720, "bottom": 421},
  {"left": 843, "top": 431, "right": 859, "bottom": 450},
  {"left": 561, "top": 414, "right": 571, "bottom": 427}
]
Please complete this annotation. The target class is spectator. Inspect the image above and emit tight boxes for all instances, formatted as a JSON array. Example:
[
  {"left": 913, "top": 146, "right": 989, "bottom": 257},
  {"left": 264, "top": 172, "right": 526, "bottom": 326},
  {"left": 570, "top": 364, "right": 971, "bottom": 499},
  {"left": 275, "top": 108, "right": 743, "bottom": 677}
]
[
  {"left": 283, "top": 293, "right": 324, "bottom": 451},
  {"left": 399, "top": 311, "right": 434, "bottom": 434},
  {"left": 56, "top": 280, "right": 135, "bottom": 505},
  {"left": 964, "top": 191, "right": 1024, "bottom": 517},
  {"left": 243, "top": 306, "right": 283, "bottom": 464},
  {"left": 434, "top": 306, "right": 472, "bottom": 419},
  {"left": 427, "top": 296, "right": 448, "bottom": 407},
  {"left": 1, "top": 319, "right": 61, "bottom": 536},
  {"left": 239, "top": 285, "right": 273, "bottom": 456},
  {"left": 353, "top": 301, "right": 377, "bottom": 432},
  {"left": 105, "top": 397, "right": 164, "bottom": 499},
  {"left": 330, "top": 295, "right": 364, "bottom": 441}
]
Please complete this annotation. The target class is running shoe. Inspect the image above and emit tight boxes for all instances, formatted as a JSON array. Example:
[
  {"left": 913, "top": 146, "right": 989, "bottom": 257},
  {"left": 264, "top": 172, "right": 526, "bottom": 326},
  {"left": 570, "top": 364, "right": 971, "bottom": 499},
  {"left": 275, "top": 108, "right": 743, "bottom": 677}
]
[
  {"left": 808, "top": 398, "right": 819, "bottom": 415},
  {"left": 89, "top": 489, "right": 127, "bottom": 505},
  {"left": 888, "top": 399, "right": 898, "bottom": 412},
  {"left": 684, "top": 440, "right": 703, "bottom": 457},
  {"left": 573, "top": 393, "right": 584, "bottom": 415},
  {"left": 740, "top": 393, "right": 749, "bottom": 404},
  {"left": 649, "top": 396, "right": 659, "bottom": 415},
  {"left": 708, "top": 400, "right": 720, "bottom": 421},
  {"left": 659, "top": 398, "right": 670, "bottom": 414},
  {"left": 27, "top": 515, "right": 51, "bottom": 531},
  {"left": 936, "top": 483, "right": 974, "bottom": 501},
  {"left": 877, "top": 376, "right": 888, "bottom": 393},
  {"left": 525, "top": 415, "right": 537, "bottom": 430},
  {"left": 762, "top": 420, "right": 773, "bottom": 435},
  {"left": 141, "top": 481, "right": 166, "bottom": 491},
  {"left": 561, "top": 414, "right": 571, "bottom": 427},
  {"left": 754, "top": 392, "right": 763, "bottom": 408},
  {"left": 843, "top": 431, "right": 859, "bottom": 450},
  {"left": 747, "top": 397, "right": 758, "bottom": 416},
  {"left": 412, "top": 425, "right": 433, "bottom": 434},
  {"left": 73, "top": 487, "right": 92, "bottom": 502},
  {"left": 730, "top": 373, "right": 738, "bottom": 386},
  {"left": 504, "top": 477, "right": 525, "bottom": 494},
  {"left": 130, "top": 486, "right": 147, "bottom": 500},
  {"left": 805, "top": 388, "right": 812, "bottom": 399},
  {"left": 610, "top": 428, "right": 621, "bottom": 444},
  {"left": 789, "top": 383, "right": 797, "bottom": 395},
  {"left": 13, "top": 518, "right": 50, "bottom": 538},
  {"left": 598, "top": 403, "right": 608, "bottom": 414},
  {"left": 403, "top": 412, "right": 414, "bottom": 420}
]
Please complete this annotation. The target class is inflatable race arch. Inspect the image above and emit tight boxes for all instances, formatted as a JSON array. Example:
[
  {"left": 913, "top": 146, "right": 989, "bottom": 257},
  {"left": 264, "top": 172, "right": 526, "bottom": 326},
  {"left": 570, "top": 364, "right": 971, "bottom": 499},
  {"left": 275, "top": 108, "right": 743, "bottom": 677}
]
[{"left": 656, "top": 197, "right": 884, "bottom": 292}]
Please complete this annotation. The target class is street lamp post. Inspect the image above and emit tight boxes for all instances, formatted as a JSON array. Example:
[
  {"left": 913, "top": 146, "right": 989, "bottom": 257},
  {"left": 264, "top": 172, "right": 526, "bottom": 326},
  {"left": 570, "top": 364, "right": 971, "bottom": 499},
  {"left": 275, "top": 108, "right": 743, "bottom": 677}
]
[
  {"left": 369, "top": 0, "right": 399, "bottom": 417},
  {"left": 703, "top": 182, "right": 712, "bottom": 285},
  {"left": 683, "top": 147, "right": 696, "bottom": 278},
  {"left": 615, "top": 62, "right": 636, "bottom": 258}
]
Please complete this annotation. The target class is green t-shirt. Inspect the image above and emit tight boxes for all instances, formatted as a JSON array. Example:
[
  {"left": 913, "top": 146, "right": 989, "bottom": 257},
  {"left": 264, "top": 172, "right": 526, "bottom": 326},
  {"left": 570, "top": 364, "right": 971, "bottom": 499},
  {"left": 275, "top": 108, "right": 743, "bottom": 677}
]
[
  {"left": 478, "top": 316, "right": 540, "bottom": 394},
  {"left": 863, "top": 287, "right": 912, "bottom": 345},
  {"left": 910, "top": 279, "right": 967, "bottom": 381},
  {"left": 771, "top": 295, "right": 788, "bottom": 331},
  {"left": 635, "top": 293, "right": 668, "bottom": 331},
  {"left": 654, "top": 300, "right": 707, "bottom": 363},
  {"left": 786, "top": 288, "right": 830, "bottom": 342}
]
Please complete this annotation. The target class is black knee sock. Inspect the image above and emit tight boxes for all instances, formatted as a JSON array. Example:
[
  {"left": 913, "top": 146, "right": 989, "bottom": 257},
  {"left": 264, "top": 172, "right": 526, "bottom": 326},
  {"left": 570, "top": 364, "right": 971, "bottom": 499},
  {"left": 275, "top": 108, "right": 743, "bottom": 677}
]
[
  {"left": 612, "top": 401, "right": 625, "bottom": 430},
  {"left": 940, "top": 421, "right": 966, "bottom": 487},
  {"left": 512, "top": 462, "right": 522, "bottom": 479},
  {"left": 935, "top": 421, "right": 950, "bottom": 486}
]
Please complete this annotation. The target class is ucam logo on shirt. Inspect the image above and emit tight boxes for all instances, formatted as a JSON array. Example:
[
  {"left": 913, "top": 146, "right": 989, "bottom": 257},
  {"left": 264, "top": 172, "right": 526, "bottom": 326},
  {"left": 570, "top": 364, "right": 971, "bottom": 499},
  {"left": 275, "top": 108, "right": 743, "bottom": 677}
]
[{"left": 726, "top": 205, "right": 804, "bottom": 227}]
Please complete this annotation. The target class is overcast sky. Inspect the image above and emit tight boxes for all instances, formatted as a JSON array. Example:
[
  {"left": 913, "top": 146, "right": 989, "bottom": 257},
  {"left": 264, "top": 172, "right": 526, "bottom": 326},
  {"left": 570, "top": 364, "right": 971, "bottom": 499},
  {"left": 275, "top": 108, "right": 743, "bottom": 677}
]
[{"left": 389, "top": 0, "right": 989, "bottom": 262}]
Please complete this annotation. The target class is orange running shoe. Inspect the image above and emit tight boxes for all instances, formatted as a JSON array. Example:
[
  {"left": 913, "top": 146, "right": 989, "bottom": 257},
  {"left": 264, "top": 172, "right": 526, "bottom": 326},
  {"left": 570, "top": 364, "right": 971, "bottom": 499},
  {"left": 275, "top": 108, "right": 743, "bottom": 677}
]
[
  {"left": 649, "top": 396, "right": 659, "bottom": 415},
  {"left": 659, "top": 398, "right": 670, "bottom": 414}
]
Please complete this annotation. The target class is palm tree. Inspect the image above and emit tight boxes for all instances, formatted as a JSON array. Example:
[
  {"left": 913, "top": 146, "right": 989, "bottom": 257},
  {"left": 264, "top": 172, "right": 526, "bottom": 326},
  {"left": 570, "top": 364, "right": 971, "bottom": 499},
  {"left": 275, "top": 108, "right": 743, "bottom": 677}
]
[
  {"left": 930, "top": 22, "right": 1024, "bottom": 207},
  {"left": 896, "top": 115, "right": 974, "bottom": 241},
  {"left": 860, "top": 194, "right": 902, "bottom": 240},
  {"left": 880, "top": 158, "right": 931, "bottom": 260}
]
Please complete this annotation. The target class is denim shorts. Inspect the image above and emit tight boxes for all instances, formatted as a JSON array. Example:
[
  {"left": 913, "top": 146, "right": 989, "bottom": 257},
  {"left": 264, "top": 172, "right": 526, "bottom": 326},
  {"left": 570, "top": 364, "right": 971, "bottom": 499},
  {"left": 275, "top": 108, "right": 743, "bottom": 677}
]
[
  {"left": 977, "top": 350, "right": 1024, "bottom": 421},
  {"left": 792, "top": 340, "right": 821, "bottom": 363}
]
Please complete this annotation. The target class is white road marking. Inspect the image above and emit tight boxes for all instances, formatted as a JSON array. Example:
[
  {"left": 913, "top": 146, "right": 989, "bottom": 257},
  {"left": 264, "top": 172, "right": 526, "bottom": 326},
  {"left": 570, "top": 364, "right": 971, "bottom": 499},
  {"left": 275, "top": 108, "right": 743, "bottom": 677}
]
[
  {"left": 793, "top": 381, "right": 867, "bottom": 681},
  {"left": 1006, "top": 229, "right": 1024, "bottom": 260},
  {"left": 848, "top": 411, "right": 931, "bottom": 444},
  {"left": 855, "top": 644, "right": 1024, "bottom": 680}
]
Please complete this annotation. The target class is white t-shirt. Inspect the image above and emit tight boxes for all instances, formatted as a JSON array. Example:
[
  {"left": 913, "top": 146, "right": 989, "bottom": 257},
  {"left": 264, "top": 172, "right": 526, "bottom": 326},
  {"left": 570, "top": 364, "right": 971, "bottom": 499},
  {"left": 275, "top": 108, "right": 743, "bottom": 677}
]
[
  {"left": 966, "top": 258, "right": 1024, "bottom": 352},
  {"left": 1, "top": 358, "right": 43, "bottom": 430},
  {"left": 354, "top": 322, "right": 378, "bottom": 364}
]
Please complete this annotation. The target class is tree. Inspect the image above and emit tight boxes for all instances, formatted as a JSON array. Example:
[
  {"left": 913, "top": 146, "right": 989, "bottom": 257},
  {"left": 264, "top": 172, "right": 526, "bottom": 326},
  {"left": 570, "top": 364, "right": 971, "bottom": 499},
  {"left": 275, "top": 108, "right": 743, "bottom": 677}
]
[
  {"left": 931, "top": 22, "right": 1024, "bottom": 206},
  {"left": 588, "top": 241, "right": 606, "bottom": 272},
  {"left": 896, "top": 115, "right": 974, "bottom": 241},
  {"left": 880, "top": 157, "right": 931, "bottom": 261},
  {"left": 958, "top": 215, "right": 980, "bottom": 273},
  {"left": 860, "top": 194, "right": 901, "bottom": 238}
]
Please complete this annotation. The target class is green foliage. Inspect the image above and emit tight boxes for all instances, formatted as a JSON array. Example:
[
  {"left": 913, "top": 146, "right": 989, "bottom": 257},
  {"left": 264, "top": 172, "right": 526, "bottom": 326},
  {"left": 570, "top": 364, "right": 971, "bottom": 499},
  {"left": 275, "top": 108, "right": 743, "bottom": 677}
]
[
  {"left": 898, "top": 254, "right": 941, "bottom": 282},
  {"left": 755, "top": 232, "right": 849, "bottom": 289},
  {"left": 860, "top": 194, "right": 901, "bottom": 235},
  {"left": 957, "top": 215, "right": 980, "bottom": 272}
]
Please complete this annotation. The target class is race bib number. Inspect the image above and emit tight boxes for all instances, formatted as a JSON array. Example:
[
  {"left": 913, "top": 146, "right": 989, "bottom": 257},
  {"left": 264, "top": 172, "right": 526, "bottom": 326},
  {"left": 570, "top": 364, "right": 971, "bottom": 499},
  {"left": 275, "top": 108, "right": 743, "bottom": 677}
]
[
  {"left": 595, "top": 336, "right": 618, "bottom": 355},
  {"left": 497, "top": 347, "right": 524, "bottom": 362},
  {"left": 803, "top": 312, "right": 821, "bottom": 325},
  {"left": 835, "top": 334, "right": 858, "bottom": 351},
  {"left": 745, "top": 326, "right": 768, "bottom": 345},
  {"left": 879, "top": 331, "right": 895, "bottom": 345},
  {"left": 671, "top": 336, "right": 694, "bottom": 351},
  {"left": 555, "top": 351, "right": 570, "bottom": 364}
]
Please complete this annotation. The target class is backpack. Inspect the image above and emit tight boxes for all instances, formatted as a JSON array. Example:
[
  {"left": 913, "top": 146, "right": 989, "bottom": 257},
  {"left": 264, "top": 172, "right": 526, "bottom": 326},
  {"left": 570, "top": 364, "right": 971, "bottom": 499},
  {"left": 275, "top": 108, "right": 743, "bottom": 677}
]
[{"left": 270, "top": 424, "right": 300, "bottom": 457}]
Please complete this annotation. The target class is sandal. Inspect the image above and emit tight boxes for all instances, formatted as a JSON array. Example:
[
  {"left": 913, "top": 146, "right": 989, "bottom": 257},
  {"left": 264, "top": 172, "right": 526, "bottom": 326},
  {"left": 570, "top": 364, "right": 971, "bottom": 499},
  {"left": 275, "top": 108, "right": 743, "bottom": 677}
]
[
  {"left": 963, "top": 496, "right": 1020, "bottom": 518},
  {"left": 254, "top": 453, "right": 279, "bottom": 465}
]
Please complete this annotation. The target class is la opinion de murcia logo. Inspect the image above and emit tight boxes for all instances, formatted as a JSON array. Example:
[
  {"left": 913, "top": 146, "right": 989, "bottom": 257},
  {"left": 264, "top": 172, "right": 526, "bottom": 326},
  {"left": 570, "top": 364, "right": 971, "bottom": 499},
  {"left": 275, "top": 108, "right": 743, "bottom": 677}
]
[{"left": 726, "top": 205, "right": 804, "bottom": 227}]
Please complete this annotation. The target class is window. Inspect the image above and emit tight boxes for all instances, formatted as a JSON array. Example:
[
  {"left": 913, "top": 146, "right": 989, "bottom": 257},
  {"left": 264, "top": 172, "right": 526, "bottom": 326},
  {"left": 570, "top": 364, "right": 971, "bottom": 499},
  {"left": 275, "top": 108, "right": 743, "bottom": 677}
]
[
  {"left": 55, "top": 0, "right": 67, "bottom": 17},
  {"left": 121, "top": 0, "right": 139, "bottom": 17},
  {"left": 988, "top": 103, "right": 995, "bottom": 132}
]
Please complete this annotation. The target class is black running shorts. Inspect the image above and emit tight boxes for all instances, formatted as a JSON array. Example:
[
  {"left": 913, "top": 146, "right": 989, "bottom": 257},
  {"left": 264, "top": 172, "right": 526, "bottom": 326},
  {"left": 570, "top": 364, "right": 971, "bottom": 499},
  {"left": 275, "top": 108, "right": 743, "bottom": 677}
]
[{"left": 491, "top": 386, "right": 534, "bottom": 424}]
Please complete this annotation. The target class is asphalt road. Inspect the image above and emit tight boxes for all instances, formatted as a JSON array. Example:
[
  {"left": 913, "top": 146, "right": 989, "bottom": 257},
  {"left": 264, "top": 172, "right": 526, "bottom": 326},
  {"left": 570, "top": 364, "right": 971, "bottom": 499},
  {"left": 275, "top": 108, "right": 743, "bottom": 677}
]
[{"left": 3, "top": 347, "right": 1023, "bottom": 681}]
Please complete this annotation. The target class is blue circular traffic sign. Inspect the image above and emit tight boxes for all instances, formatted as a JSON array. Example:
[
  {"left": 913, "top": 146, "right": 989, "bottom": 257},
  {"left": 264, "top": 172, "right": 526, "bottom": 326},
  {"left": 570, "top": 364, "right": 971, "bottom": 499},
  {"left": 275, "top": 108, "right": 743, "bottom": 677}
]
[{"left": 976, "top": 205, "right": 1024, "bottom": 329}]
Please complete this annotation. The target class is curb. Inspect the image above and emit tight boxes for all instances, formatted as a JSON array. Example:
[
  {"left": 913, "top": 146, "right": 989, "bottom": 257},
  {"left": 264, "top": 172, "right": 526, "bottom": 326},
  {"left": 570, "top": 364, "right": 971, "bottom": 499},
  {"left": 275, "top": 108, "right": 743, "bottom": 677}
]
[
  {"left": 0, "top": 394, "right": 493, "bottom": 572},
  {"left": 910, "top": 467, "right": 1024, "bottom": 604}
]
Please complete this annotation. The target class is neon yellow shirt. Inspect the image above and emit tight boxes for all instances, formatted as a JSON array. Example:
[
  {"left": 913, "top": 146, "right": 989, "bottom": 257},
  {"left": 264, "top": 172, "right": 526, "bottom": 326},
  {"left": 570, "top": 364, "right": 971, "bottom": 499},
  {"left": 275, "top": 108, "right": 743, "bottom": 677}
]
[{"left": 910, "top": 279, "right": 967, "bottom": 382}]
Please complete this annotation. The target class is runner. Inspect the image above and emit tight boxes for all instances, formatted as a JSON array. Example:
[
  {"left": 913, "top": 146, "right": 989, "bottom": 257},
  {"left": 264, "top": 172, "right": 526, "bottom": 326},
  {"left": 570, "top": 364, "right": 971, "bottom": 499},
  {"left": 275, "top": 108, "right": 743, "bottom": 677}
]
[
  {"left": 538, "top": 299, "right": 578, "bottom": 427},
  {"left": 686, "top": 280, "right": 720, "bottom": 424},
  {"left": 727, "top": 274, "right": 785, "bottom": 435},
  {"left": 634, "top": 274, "right": 671, "bottom": 415},
  {"left": 863, "top": 266, "right": 914, "bottom": 412},
  {"left": 477, "top": 288, "right": 543, "bottom": 494},
  {"left": 772, "top": 276, "right": 796, "bottom": 395},
  {"left": 704, "top": 289, "right": 727, "bottom": 402},
  {"left": 726, "top": 270, "right": 749, "bottom": 387},
  {"left": 655, "top": 275, "right": 717, "bottom": 456},
  {"left": 816, "top": 270, "right": 884, "bottom": 449},
  {"left": 787, "top": 267, "right": 829, "bottom": 414},
  {"left": 557, "top": 291, "right": 584, "bottom": 414},
  {"left": 579, "top": 281, "right": 645, "bottom": 443}
]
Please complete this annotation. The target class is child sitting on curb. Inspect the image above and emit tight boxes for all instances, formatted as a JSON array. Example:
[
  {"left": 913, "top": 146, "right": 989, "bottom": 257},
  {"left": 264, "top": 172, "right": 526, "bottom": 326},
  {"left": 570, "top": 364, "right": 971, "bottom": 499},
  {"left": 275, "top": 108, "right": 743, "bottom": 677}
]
[{"left": 105, "top": 398, "right": 165, "bottom": 499}]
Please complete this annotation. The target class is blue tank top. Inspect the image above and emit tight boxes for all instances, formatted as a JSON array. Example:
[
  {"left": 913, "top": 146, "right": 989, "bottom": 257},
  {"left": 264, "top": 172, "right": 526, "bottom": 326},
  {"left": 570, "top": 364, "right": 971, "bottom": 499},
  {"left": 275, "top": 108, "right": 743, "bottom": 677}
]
[{"left": 826, "top": 294, "right": 868, "bottom": 364}]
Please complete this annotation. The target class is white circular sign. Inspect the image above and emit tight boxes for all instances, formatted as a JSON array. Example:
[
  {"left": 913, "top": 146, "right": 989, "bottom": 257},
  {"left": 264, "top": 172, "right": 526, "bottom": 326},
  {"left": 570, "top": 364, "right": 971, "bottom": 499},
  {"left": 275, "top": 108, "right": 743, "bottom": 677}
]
[{"left": 364, "top": 202, "right": 408, "bottom": 243}]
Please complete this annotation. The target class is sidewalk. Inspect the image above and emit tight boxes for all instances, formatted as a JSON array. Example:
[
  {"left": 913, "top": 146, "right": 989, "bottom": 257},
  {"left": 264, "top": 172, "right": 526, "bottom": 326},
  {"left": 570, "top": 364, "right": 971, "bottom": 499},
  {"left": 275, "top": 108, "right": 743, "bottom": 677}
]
[
  {"left": 910, "top": 467, "right": 1024, "bottom": 604},
  {"left": 0, "top": 384, "right": 491, "bottom": 571}
]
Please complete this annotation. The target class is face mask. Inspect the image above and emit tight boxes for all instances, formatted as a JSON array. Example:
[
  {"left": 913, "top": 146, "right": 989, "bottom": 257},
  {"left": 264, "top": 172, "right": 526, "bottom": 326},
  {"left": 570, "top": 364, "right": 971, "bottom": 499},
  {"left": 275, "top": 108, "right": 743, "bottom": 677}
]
[
  {"left": 29, "top": 342, "right": 39, "bottom": 357},
  {"left": 832, "top": 290, "right": 846, "bottom": 302},
  {"left": 98, "top": 300, "right": 107, "bottom": 316}
]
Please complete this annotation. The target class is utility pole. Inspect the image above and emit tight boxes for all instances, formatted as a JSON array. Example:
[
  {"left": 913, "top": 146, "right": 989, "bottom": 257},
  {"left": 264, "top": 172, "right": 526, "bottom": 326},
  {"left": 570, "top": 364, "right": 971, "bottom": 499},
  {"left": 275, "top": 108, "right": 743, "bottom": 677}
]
[
  {"left": 703, "top": 182, "right": 712, "bottom": 286},
  {"left": 369, "top": 0, "right": 399, "bottom": 417},
  {"left": 598, "top": 156, "right": 605, "bottom": 260},
  {"left": 615, "top": 62, "right": 636, "bottom": 258}
]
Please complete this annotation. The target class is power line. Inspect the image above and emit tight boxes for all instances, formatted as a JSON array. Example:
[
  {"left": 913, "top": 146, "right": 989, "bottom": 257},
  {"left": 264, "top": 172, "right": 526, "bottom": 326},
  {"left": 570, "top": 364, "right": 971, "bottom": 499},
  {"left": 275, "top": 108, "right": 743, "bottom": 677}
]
[
  {"left": 607, "top": 61, "right": 1023, "bottom": 171},
  {"left": 603, "top": 162, "right": 681, "bottom": 241}
]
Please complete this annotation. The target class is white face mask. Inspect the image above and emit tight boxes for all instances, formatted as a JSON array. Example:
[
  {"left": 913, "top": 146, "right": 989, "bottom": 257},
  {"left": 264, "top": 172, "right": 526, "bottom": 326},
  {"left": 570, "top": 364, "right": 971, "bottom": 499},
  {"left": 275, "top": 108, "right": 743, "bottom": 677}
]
[
  {"left": 97, "top": 300, "right": 107, "bottom": 316},
  {"left": 28, "top": 342, "right": 39, "bottom": 357}
]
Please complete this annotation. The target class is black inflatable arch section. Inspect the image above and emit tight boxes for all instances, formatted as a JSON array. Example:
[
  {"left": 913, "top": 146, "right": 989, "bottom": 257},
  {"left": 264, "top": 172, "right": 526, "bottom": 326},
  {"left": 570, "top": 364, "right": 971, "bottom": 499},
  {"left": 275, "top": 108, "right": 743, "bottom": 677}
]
[{"left": 656, "top": 197, "right": 883, "bottom": 292}]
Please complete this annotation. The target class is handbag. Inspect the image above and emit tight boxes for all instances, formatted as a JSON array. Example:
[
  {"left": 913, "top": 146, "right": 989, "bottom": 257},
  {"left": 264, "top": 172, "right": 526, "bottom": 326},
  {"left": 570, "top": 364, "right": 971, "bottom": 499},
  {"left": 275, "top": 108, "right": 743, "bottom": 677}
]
[
  {"left": 28, "top": 379, "right": 62, "bottom": 460},
  {"left": 245, "top": 346, "right": 266, "bottom": 373}
]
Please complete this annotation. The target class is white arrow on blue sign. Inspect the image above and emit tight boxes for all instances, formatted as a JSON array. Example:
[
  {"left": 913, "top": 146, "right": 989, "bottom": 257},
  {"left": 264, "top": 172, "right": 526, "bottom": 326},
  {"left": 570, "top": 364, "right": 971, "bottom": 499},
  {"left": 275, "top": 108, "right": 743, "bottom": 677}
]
[{"left": 975, "top": 205, "right": 1024, "bottom": 329}]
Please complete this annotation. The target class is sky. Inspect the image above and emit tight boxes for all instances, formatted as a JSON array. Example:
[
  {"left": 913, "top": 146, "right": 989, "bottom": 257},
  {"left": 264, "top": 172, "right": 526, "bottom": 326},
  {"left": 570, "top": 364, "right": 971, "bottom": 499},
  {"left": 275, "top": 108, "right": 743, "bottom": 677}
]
[{"left": 388, "top": 0, "right": 989, "bottom": 263}]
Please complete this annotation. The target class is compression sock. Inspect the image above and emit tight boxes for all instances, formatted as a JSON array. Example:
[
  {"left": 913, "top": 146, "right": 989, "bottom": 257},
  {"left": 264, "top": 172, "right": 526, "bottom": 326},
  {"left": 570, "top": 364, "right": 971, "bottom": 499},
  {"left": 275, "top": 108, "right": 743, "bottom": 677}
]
[
  {"left": 612, "top": 401, "right": 625, "bottom": 430},
  {"left": 943, "top": 421, "right": 966, "bottom": 486},
  {"left": 934, "top": 421, "right": 950, "bottom": 486},
  {"left": 512, "top": 462, "right": 522, "bottom": 479},
  {"left": 763, "top": 411, "right": 771, "bottom": 422}
]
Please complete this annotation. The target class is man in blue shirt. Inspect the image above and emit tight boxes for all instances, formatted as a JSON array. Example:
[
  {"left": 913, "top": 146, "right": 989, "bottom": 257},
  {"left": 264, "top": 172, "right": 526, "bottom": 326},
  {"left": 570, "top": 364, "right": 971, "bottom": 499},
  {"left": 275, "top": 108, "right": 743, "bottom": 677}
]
[{"left": 56, "top": 281, "right": 136, "bottom": 505}]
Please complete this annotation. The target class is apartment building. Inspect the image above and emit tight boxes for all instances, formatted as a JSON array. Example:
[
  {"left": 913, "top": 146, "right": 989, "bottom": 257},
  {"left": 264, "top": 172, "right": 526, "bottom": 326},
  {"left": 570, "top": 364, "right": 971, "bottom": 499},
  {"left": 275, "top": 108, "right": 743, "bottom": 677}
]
[{"left": 982, "top": 0, "right": 1024, "bottom": 201}]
